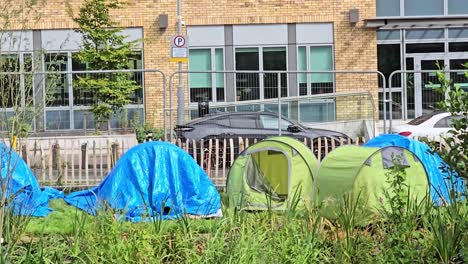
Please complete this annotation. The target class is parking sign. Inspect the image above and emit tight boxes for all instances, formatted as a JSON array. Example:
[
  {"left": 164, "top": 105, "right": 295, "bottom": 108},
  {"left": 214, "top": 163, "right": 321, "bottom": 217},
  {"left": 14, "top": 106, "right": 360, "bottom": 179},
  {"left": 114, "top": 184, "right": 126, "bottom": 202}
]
[{"left": 170, "top": 35, "right": 189, "bottom": 62}]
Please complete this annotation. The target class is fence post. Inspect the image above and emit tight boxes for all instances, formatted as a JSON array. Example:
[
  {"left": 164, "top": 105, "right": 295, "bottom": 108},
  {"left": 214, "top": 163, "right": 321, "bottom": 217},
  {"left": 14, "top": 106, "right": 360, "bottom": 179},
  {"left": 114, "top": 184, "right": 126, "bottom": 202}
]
[
  {"left": 81, "top": 143, "right": 87, "bottom": 184},
  {"left": 277, "top": 72, "right": 282, "bottom": 136},
  {"left": 93, "top": 140, "right": 97, "bottom": 184},
  {"left": 192, "top": 139, "right": 197, "bottom": 163},
  {"left": 222, "top": 138, "right": 226, "bottom": 186},
  {"left": 40, "top": 146, "right": 45, "bottom": 183},
  {"left": 111, "top": 141, "right": 120, "bottom": 168},
  {"left": 21, "top": 144, "right": 28, "bottom": 165},
  {"left": 55, "top": 143, "right": 63, "bottom": 185},
  {"left": 317, "top": 138, "right": 322, "bottom": 161}
]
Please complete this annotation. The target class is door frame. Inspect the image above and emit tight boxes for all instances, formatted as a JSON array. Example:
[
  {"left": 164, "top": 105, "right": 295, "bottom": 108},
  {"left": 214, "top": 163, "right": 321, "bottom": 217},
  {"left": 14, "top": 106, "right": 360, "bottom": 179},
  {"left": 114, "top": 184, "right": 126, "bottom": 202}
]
[{"left": 410, "top": 52, "right": 468, "bottom": 118}]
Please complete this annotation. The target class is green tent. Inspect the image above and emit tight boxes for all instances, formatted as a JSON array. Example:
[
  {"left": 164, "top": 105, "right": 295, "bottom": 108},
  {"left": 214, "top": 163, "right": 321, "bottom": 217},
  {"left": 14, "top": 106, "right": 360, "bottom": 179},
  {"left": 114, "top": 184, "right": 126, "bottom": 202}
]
[
  {"left": 316, "top": 145, "right": 429, "bottom": 220},
  {"left": 227, "top": 136, "right": 318, "bottom": 210}
]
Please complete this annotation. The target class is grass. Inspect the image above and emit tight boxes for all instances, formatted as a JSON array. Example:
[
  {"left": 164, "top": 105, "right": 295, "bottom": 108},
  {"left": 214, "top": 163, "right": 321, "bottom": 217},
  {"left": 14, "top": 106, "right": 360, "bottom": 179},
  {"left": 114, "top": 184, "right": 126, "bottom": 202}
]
[{"left": 5, "top": 193, "right": 465, "bottom": 263}]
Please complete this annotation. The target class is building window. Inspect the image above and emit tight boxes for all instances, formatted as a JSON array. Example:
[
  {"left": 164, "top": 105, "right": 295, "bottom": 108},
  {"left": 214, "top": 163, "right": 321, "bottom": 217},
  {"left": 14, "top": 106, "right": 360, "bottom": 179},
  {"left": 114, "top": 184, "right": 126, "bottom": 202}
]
[
  {"left": 45, "top": 53, "right": 69, "bottom": 107},
  {"left": 299, "top": 100, "right": 335, "bottom": 123},
  {"left": 448, "top": 0, "right": 468, "bottom": 15},
  {"left": 235, "top": 47, "right": 260, "bottom": 101},
  {"left": 298, "top": 45, "right": 334, "bottom": 96},
  {"left": 0, "top": 55, "right": 21, "bottom": 108},
  {"left": 378, "top": 44, "right": 401, "bottom": 88},
  {"left": 405, "top": 43, "right": 445, "bottom": 53},
  {"left": 235, "top": 47, "right": 287, "bottom": 101},
  {"left": 405, "top": 29, "right": 444, "bottom": 40},
  {"left": 404, "top": 0, "right": 443, "bottom": 16},
  {"left": 263, "top": 47, "right": 287, "bottom": 99},
  {"left": 376, "top": 0, "right": 400, "bottom": 17},
  {"left": 189, "top": 48, "right": 224, "bottom": 103}
]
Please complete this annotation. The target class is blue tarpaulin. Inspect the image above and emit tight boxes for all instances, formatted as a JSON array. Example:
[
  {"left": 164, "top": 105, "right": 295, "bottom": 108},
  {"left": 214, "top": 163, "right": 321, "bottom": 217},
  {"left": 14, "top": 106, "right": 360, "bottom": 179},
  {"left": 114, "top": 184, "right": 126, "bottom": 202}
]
[
  {"left": 0, "top": 143, "right": 63, "bottom": 216},
  {"left": 65, "top": 141, "right": 222, "bottom": 222},
  {"left": 364, "top": 134, "right": 465, "bottom": 205}
]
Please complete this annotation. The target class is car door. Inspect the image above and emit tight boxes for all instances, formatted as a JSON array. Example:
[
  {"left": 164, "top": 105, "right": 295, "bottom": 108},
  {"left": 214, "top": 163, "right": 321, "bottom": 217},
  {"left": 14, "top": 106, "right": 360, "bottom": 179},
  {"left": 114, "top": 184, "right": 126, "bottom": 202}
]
[{"left": 258, "top": 113, "right": 294, "bottom": 137}]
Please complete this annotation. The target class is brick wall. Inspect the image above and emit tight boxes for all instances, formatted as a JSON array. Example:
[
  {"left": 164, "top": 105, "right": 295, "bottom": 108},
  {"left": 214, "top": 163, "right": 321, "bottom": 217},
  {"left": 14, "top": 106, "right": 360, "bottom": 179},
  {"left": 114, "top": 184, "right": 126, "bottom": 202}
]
[{"left": 4, "top": 0, "right": 378, "bottom": 126}]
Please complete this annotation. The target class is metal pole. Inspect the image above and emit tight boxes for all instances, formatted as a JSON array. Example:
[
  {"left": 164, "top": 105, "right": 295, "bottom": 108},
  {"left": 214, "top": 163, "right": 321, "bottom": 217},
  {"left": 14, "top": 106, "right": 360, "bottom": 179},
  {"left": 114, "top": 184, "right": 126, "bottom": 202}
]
[
  {"left": 277, "top": 72, "right": 282, "bottom": 136},
  {"left": 176, "top": 0, "right": 184, "bottom": 125}
]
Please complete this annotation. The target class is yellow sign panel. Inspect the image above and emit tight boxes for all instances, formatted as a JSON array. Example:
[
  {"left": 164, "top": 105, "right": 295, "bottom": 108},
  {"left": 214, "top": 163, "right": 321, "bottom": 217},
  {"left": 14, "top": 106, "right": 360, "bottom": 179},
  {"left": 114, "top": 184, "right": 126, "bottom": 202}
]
[{"left": 170, "top": 57, "right": 189, "bottom": 63}]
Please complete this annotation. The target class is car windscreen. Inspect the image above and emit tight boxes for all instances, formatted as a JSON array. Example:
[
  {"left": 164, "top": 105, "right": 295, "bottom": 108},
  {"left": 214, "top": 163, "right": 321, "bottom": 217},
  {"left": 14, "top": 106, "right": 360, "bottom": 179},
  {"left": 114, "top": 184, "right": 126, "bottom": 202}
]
[{"left": 407, "top": 112, "right": 439, "bottom": 125}]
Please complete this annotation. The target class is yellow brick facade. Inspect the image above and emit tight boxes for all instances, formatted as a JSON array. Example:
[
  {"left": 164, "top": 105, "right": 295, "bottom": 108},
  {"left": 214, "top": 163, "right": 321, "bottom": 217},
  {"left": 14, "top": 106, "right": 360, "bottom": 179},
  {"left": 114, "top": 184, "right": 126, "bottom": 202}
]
[{"left": 5, "top": 0, "right": 378, "bottom": 126}]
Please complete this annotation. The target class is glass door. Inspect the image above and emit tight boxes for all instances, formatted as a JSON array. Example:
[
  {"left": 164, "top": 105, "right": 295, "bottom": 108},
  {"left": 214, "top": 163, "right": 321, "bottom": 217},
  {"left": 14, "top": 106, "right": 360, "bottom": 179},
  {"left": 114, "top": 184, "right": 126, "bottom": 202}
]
[
  {"left": 449, "top": 58, "right": 468, "bottom": 92},
  {"left": 414, "top": 57, "right": 445, "bottom": 117}
]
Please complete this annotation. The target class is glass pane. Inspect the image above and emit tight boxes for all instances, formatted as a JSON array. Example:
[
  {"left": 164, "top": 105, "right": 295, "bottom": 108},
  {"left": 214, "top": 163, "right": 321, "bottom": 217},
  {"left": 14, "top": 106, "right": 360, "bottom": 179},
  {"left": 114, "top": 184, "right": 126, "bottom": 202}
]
[
  {"left": 299, "top": 101, "right": 335, "bottom": 122},
  {"left": 229, "top": 114, "right": 257, "bottom": 128},
  {"left": 23, "top": 54, "right": 34, "bottom": 105},
  {"left": 236, "top": 48, "right": 259, "bottom": 101},
  {"left": 215, "top": 48, "right": 224, "bottom": 101},
  {"left": 448, "top": 0, "right": 468, "bottom": 15},
  {"left": 377, "top": 0, "right": 400, "bottom": 17},
  {"left": 45, "top": 53, "right": 69, "bottom": 107},
  {"left": 379, "top": 92, "right": 402, "bottom": 119},
  {"left": 310, "top": 46, "right": 333, "bottom": 94},
  {"left": 72, "top": 55, "right": 95, "bottom": 106},
  {"left": 406, "top": 58, "right": 415, "bottom": 118},
  {"left": 449, "top": 42, "right": 468, "bottom": 52},
  {"left": 127, "top": 51, "right": 143, "bottom": 104},
  {"left": 74, "top": 110, "right": 95, "bottom": 129},
  {"left": 0, "top": 54, "right": 20, "bottom": 108},
  {"left": 46, "top": 110, "right": 70, "bottom": 130},
  {"left": 378, "top": 44, "right": 401, "bottom": 88},
  {"left": 449, "top": 28, "right": 468, "bottom": 39},
  {"left": 189, "top": 49, "right": 212, "bottom": 102},
  {"left": 263, "top": 47, "right": 287, "bottom": 99},
  {"left": 110, "top": 108, "right": 143, "bottom": 129},
  {"left": 298, "top": 46, "right": 307, "bottom": 96},
  {"left": 377, "top": 30, "right": 401, "bottom": 40},
  {"left": 450, "top": 59, "right": 468, "bottom": 92},
  {"left": 405, "top": 43, "right": 444, "bottom": 53},
  {"left": 404, "top": 0, "right": 443, "bottom": 16},
  {"left": 263, "top": 103, "right": 289, "bottom": 118},
  {"left": 421, "top": 60, "right": 444, "bottom": 115},
  {"left": 405, "top": 29, "right": 444, "bottom": 40}
]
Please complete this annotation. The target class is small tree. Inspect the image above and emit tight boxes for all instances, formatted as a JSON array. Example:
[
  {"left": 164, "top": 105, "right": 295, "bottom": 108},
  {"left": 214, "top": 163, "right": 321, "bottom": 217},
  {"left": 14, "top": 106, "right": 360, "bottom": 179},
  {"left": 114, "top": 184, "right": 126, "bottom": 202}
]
[
  {"left": 433, "top": 66, "right": 467, "bottom": 180},
  {"left": 72, "top": 0, "right": 138, "bottom": 131}
]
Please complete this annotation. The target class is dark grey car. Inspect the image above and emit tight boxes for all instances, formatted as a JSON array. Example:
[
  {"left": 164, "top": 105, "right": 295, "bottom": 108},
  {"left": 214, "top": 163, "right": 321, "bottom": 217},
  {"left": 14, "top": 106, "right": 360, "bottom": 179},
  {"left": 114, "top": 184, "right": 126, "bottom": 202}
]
[{"left": 174, "top": 111, "right": 350, "bottom": 142}]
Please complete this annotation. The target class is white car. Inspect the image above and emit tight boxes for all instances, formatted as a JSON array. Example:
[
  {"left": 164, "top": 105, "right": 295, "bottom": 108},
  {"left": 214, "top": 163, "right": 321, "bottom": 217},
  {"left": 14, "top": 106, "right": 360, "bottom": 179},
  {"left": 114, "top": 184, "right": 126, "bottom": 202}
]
[{"left": 391, "top": 112, "right": 463, "bottom": 142}]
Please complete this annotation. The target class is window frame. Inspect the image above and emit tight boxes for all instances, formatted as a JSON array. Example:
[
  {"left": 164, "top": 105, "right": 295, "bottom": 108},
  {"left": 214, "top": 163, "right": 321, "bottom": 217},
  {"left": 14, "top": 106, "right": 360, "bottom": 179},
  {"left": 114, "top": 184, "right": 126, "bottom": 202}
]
[
  {"left": 234, "top": 45, "right": 288, "bottom": 101},
  {"left": 297, "top": 44, "right": 335, "bottom": 96},
  {"left": 376, "top": 0, "right": 468, "bottom": 18},
  {"left": 42, "top": 49, "right": 145, "bottom": 131},
  {"left": 0, "top": 52, "right": 36, "bottom": 132},
  {"left": 188, "top": 47, "right": 226, "bottom": 104}
]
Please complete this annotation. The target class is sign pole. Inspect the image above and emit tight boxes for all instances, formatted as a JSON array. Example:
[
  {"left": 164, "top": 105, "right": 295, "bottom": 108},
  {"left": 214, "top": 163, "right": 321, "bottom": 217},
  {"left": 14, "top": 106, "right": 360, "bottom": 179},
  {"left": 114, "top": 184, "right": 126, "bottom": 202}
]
[{"left": 177, "top": 0, "right": 184, "bottom": 126}]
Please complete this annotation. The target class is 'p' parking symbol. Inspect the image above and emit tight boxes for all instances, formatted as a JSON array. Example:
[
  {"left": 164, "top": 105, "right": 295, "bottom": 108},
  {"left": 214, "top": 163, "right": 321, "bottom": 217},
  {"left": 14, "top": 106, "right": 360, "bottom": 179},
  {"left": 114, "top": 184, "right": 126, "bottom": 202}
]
[{"left": 174, "top": 36, "right": 186, "bottom": 47}]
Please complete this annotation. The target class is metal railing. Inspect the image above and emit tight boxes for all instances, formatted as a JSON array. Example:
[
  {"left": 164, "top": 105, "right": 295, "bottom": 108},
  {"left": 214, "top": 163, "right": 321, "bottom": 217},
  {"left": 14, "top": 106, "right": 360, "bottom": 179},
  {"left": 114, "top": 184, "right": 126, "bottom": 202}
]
[
  {"left": 387, "top": 69, "right": 467, "bottom": 131},
  {"left": 0, "top": 69, "right": 166, "bottom": 133},
  {"left": 165, "top": 70, "right": 384, "bottom": 140}
]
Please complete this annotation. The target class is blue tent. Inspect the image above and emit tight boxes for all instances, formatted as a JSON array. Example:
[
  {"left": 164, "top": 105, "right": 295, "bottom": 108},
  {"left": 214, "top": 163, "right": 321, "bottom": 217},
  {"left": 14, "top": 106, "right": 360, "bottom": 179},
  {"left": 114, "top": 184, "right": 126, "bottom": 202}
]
[
  {"left": 364, "top": 134, "right": 465, "bottom": 205},
  {"left": 0, "top": 143, "right": 63, "bottom": 216},
  {"left": 65, "top": 141, "right": 222, "bottom": 222}
]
